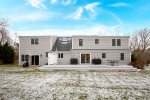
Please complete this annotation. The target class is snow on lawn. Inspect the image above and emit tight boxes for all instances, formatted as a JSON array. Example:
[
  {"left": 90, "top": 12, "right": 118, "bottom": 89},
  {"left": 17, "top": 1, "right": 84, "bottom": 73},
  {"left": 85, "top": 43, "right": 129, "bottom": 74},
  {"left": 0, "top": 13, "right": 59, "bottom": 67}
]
[{"left": 0, "top": 68, "right": 150, "bottom": 100}]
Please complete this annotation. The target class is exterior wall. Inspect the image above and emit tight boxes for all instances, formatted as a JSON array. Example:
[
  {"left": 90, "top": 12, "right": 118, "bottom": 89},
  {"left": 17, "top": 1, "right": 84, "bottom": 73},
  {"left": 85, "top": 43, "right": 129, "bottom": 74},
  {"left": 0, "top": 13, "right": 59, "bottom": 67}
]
[
  {"left": 55, "top": 49, "right": 130, "bottom": 65},
  {"left": 72, "top": 36, "right": 129, "bottom": 50},
  {"left": 71, "top": 36, "right": 130, "bottom": 65},
  {"left": 70, "top": 50, "right": 130, "bottom": 65},
  {"left": 19, "top": 35, "right": 130, "bottom": 66},
  {"left": 51, "top": 51, "right": 71, "bottom": 65},
  {"left": 19, "top": 36, "right": 52, "bottom": 66}
]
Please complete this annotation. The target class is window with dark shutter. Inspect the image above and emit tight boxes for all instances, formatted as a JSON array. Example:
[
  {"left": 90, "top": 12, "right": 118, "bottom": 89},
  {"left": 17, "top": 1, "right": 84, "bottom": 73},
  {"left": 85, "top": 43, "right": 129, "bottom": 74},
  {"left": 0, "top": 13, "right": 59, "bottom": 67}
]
[
  {"left": 61, "top": 53, "right": 63, "bottom": 58},
  {"left": 95, "top": 39, "right": 99, "bottom": 44},
  {"left": 58, "top": 53, "right": 60, "bottom": 58},
  {"left": 31, "top": 38, "right": 34, "bottom": 44},
  {"left": 31, "top": 38, "right": 39, "bottom": 45},
  {"left": 117, "top": 39, "right": 121, "bottom": 46},
  {"left": 35, "top": 38, "right": 38, "bottom": 44},
  {"left": 79, "top": 39, "right": 83, "bottom": 46},
  {"left": 25, "top": 55, "right": 29, "bottom": 61},
  {"left": 112, "top": 39, "right": 116, "bottom": 46},
  {"left": 102, "top": 53, "right": 106, "bottom": 58},
  {"left": 21, "top": 55, "right": 25, "bottom": 61},
  {"left": 120, "top": 53, "right": 124, "bottom": 60}
]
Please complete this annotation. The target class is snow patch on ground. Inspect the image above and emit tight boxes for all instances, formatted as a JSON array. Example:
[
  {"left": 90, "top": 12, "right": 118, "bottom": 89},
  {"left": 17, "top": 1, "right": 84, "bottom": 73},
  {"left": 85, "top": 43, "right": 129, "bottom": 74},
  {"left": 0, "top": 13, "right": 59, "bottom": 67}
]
[{"left": 0, "top": 68, "right": 150, "bottom": 100}]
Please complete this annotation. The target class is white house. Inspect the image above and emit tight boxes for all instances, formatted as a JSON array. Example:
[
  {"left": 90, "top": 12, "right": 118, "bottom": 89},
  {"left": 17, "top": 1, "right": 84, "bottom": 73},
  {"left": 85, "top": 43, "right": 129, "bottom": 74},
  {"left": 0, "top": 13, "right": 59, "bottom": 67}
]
[{"left": 19, "top": 35, "right": 131, "bottom": 66}]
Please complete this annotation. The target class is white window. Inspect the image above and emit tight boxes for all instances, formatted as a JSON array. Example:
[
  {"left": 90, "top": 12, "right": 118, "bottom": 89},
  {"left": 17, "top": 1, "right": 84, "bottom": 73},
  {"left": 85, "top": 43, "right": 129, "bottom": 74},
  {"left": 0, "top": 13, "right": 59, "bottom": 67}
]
[
  {"left": 95, "top": 39, "right": 99, "bottom": 44},
  {"left": 58, "top": 53, "right": 63, "bottom": 58},
  {"left": 102, "top": 53, "right": 106, "bottom": 58},
  {"left": 21, "top": 55, "right": 29, "bottom": 61},
  {"left": 117, "top": 39, "right": 121, "bottom": 46},
  {"left": 79, "top": 39, "right": 83, "bottom": 46},
  {"left": 120, "top": 53, "right": 124, "bottom": 60},
  {"left": 31, "top": 38, "right": 38, "bottom": 45},
  {"left": 112, "top": 39, "right": 116, "bottom": 46}
]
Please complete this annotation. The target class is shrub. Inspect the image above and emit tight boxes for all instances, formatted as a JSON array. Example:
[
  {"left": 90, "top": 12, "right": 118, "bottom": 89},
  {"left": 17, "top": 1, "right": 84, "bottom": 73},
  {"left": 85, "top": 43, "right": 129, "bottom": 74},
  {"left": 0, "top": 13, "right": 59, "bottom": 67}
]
[
  {"left": 0, "top": 42, "right": 15, "bottom": 64},
  {"left": 70, "top": 58, "right": 78, "bottom": 64},
  {"left": 128, "top": 61, "right": 144, "bottom": 69},
  {"left": 92, "top": 58, "right": 101, "bottom": 64},
  {"left": 131, "top": 53, "right": 137, "bottom": 62}
]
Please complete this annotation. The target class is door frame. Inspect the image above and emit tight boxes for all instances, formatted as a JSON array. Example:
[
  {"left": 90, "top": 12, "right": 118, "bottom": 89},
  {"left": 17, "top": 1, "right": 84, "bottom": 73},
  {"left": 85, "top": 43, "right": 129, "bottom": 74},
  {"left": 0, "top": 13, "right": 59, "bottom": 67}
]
[{"left": 80, "top": 53, "right": 91, "bottom": 64}]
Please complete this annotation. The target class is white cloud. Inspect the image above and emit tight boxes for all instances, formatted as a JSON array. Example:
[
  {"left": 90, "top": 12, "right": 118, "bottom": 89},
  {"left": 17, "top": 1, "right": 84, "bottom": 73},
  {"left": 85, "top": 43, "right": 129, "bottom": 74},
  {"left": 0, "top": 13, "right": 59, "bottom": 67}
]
[
  {"left": 108, "top": 2, "right": 131, "bottom": 7},
  {"left": 50, "top": 0, "right": 76, "bottom": 5},
  {"left": 62, "top": 0, "right": 77, "bottom": 5},
  {"left": 26, "top": 0, "right": 47, "bottom": 9},
  {"left": 71, "top": 7, "right": 84, "bottom": 20},
  {"left": 10, "top": 12, "right": 53, "bottom": 22},
  {"left": 68, "top": 2, "right": 100, "bottom": 20},
  {"left": 85, "top": 2, "right": 100, "bottom": 13},
  {"left": 50, "top": 0, "right": 57, "bottom": 4},
  {"left": 110, "top": 12, "right": 123, "bottom": 24}
]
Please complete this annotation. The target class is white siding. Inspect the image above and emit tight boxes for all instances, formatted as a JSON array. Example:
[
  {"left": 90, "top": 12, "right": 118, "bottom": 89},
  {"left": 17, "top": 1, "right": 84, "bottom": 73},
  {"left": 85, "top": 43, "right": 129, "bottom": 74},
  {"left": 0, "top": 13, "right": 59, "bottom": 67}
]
[
  {"left": 19, "top": 36, "right": 52, "bottom": 66},
  {"left": 72, "top": 36, "right": 129, "bottom": 50},
  {"left": 70, "top": 50, "right": 130, "bottom": 65}
]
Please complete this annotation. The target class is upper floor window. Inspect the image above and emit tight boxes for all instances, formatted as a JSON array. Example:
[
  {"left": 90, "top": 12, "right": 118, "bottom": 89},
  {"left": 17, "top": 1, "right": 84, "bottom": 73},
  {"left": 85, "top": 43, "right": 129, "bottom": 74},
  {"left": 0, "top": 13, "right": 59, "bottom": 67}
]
[
  {"left": 120, "top": 53, "right": 124, "bottom": 60},
  {"left": 79, "top": 39, "right": 83, "bottom": 46},
  {"left": 31, "top": 38, "right": 38, "bottom": 45},
  {"left": 102, "top": 53, "right": 106, "bottom": 58},
  {"left": 95, "top": 39, "right": 99, "bottom": 44},
  {"left": 112, "top": 39, "right": 116, "bottom": 46},
  {"left": 117, "top": 39, "right": 121, "bottom": 46}
]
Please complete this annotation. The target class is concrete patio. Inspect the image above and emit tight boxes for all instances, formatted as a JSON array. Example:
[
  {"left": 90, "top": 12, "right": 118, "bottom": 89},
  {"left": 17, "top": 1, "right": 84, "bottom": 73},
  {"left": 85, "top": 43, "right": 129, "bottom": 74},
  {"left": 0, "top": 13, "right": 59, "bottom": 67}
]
[{"left": 39, "top": 65, "right": 138, "bottom": 72}]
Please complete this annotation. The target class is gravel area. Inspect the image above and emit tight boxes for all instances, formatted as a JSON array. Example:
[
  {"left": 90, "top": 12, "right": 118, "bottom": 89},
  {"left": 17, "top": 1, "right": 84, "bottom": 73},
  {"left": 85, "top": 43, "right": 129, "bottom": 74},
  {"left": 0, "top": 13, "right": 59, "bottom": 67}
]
[{"left": 0, "top": 67, "right": 150, "bottom": 100}]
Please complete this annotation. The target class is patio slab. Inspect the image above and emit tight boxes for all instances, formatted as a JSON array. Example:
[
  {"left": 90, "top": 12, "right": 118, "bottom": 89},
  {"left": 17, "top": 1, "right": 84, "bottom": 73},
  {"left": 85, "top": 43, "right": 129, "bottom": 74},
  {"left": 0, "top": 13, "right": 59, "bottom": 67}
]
[{"left": 39, "top": 65, "right": 137, "bottom": 72}]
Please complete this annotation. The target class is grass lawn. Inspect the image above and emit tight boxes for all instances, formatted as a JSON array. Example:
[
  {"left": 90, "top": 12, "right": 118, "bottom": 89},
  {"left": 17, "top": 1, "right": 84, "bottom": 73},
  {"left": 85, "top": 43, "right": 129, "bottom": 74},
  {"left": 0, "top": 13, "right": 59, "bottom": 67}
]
[{"left": 0, "top": 65, "right": 150, "bottom": 100}]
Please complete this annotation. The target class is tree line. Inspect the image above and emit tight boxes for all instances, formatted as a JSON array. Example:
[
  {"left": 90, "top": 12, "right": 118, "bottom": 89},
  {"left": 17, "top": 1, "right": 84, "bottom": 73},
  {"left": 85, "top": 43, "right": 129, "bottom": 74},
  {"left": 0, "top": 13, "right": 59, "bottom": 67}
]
[
  {"left": 0, "top": 19, "right": 15, "bottom": 64},
  {"left": 130, "top": 28, "right": 150, "bottom": 68}
]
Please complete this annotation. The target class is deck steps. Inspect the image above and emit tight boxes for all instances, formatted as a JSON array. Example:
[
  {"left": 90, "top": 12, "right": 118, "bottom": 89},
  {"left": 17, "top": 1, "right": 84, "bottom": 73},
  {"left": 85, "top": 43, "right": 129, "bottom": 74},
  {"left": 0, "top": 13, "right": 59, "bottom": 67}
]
[{"left": 39, "top": 65, "right": 137, "bottom": 72}]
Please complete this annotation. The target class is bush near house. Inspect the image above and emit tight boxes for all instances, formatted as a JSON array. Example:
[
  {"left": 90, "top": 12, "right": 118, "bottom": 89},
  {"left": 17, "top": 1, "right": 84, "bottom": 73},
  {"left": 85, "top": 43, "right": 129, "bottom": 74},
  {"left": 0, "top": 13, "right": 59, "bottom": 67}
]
[
  {"left": 131, "top": 53, "right": 137, "bottom": 62},
  {"left": 129, "top": 61, "right": 144, "bottom": 69},
  {"left": 129, "top": 53, "right": 144, "bottom": 69}
]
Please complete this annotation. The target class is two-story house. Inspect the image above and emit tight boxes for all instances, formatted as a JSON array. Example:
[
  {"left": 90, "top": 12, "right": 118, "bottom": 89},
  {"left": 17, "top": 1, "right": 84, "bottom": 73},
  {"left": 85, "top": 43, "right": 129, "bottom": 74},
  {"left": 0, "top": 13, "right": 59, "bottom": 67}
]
[{"left": 19, "top": 35, "right": 130, "bottom": 66}]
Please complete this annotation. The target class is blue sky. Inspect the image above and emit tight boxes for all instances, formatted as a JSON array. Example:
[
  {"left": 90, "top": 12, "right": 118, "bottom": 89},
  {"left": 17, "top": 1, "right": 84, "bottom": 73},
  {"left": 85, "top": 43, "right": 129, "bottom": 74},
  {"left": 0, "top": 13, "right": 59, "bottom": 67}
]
[{"left": 0, "top": 0, "right": 150, "bottom": 36}]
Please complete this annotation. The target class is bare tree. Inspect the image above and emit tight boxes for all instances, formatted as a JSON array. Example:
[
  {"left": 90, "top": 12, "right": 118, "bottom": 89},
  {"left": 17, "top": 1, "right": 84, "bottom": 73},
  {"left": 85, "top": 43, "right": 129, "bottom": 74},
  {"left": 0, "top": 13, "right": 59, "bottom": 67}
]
[
  {"left": 0, "top": 19, "right": 10, "bottom": 45},
  {"left": 129, "top": 33, "right": 138, "bottom": 52},
  {"left": 130, "top": 28, "right": 150, "bottom": 64},
  {"left": 130, "top": 28, "right": 150, "bottom": 53}
]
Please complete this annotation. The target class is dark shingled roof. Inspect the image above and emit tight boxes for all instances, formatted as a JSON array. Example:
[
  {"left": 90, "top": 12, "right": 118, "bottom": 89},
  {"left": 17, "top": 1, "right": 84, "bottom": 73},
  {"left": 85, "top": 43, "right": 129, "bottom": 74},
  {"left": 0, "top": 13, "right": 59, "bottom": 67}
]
[{"left": 52, "top": 37, "right": 72, "bottom": 51}]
